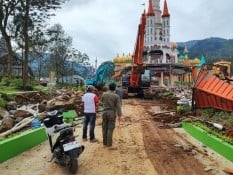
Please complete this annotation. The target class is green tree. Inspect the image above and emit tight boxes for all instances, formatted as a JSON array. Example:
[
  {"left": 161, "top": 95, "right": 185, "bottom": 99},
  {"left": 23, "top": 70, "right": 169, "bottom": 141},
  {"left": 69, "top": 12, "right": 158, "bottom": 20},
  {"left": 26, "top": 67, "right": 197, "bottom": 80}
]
[
  {"left": 0, "top": 0, "right": 68, "bottom": 84},
  {"left": 47, "top": 24, "right": 79, "bottom": 83},
  {"left": 0, "top": 0, "right": 21, "bottom": 78},
  {"left": 29, "top": 30, "right": 49, "bottom": 82}
]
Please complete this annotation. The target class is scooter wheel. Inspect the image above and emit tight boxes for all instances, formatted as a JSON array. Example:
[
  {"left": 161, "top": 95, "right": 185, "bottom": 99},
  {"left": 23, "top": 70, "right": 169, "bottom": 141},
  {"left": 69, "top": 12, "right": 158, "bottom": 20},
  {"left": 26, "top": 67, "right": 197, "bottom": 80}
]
[{"left": 69, "top": 158, "right": 78, "bottom": 174}]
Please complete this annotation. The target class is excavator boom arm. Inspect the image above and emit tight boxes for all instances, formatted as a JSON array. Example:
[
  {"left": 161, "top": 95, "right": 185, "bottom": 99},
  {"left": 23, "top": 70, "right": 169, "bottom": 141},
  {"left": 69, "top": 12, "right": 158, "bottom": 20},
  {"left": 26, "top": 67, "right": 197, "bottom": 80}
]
[{"left": 130, "top": 10, "right": 147, "bottom": 88}]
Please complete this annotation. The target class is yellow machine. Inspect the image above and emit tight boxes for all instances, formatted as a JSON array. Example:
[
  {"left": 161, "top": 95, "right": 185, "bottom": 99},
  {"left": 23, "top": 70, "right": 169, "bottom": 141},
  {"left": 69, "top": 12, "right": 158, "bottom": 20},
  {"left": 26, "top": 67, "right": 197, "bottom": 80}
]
[{"left": 212, "top": 61, "right": 231, "bottom": 78}]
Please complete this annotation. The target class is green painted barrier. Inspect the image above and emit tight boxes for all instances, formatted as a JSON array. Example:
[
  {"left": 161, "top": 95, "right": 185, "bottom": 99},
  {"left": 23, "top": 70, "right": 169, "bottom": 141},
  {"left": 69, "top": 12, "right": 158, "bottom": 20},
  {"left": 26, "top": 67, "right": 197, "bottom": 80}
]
[
  {"left": 182, "top": 122, "right": 233, "bottom": 163},
  {"left": 0, "top": 127, "right": 48, "bottom": 163}
]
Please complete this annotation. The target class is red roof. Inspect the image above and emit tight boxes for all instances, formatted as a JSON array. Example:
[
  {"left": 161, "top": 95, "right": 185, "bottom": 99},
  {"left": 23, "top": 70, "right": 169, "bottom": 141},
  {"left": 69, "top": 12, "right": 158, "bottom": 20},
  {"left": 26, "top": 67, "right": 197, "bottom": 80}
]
[
  {"left": 147, "top": 0, "right": 154, "bottom": 16},
  {"left": 162, "top": 0, "right": 170, "bottom": 17}
]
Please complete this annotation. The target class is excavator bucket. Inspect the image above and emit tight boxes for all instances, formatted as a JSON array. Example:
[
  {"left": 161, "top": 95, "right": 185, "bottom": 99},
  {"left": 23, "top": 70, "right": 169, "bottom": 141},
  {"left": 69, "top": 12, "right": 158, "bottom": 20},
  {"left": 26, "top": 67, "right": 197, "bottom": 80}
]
[{"left": 193, "top": 65, "right": 233, "bottom": 112}]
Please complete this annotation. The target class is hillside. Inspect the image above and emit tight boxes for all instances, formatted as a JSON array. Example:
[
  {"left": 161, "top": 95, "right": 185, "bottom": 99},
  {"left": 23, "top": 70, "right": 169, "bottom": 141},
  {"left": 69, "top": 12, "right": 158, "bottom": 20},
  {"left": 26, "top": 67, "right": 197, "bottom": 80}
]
[{"left": 177, "top": 37, "right": 233, "bottom": 62}]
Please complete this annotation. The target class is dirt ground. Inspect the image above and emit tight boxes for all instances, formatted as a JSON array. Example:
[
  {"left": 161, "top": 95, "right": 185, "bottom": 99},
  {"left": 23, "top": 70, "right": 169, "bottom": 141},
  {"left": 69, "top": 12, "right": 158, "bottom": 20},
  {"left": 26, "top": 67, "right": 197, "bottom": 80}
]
[{"left": 0, "top": 98, "right": 233, "bottom": 175}]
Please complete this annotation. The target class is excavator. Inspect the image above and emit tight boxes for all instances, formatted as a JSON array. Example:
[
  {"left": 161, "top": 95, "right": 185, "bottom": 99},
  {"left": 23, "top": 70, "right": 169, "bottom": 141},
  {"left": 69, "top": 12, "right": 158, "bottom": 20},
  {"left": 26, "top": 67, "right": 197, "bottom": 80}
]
[
  {"left": 121, "top": 10, "right": 151, "bottom": 98},
  {"left": 86, "top": 61, "right": 115, "bottom": 90},
  {"left": 87, "top": 11, "right": 150, "bottom": 95}
]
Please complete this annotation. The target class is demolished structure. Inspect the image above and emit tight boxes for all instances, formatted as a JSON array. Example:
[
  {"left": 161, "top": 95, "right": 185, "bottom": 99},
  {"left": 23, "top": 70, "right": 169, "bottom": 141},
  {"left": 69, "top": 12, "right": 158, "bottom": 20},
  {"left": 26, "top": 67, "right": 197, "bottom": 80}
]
[{"left": 193, "top": 63, "right": 233, "bottom": 112}]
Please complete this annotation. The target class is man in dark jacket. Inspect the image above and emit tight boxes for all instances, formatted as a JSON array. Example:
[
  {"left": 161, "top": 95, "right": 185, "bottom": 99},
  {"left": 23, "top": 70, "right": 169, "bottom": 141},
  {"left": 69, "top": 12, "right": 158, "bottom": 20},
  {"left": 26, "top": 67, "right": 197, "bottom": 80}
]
[{"left": 101, "top": 82, "right": 122, "bottom": 149}]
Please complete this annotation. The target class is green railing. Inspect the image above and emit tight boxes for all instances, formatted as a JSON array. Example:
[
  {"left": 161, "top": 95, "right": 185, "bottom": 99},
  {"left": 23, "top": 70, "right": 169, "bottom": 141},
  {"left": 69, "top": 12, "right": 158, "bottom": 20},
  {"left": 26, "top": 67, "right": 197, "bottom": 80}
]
[
  {"left": 0, "top": 127, "right": 48, "bottom": 163},
  {"left": 182, "top": 122, "right": 233, "bottom": 163}
]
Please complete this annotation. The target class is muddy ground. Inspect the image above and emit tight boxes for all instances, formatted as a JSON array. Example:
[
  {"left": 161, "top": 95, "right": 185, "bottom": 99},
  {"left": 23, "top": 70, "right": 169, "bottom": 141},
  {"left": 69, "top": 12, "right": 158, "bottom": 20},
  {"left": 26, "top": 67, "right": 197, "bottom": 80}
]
[{"left": 0, "top": 98, "right": 233, "bottom": 175}]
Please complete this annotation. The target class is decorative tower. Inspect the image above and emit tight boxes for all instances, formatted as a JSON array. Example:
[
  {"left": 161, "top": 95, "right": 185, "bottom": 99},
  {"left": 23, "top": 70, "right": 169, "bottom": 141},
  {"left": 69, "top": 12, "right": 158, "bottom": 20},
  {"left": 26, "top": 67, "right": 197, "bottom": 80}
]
[
  {"left": 183, "top": 45, "right": 190, "bottom": 62},
  {"left": 162, "top": 0, "right": 170, "bottom": 42},
  {"left": 145, "top": 0, "right": 155, "bottom": 46},
  {"left": 94, "top": 57, "right": 97, "bottom": 74},
  {"left": 182, "top": 45, "right": 191, "bottom": 83},
  {"left": 152, "top": 0, "right": 163, "bottom": 42},
  {"left": 95, "top": 57, "right": 97, "bottom": 70},
  {"left": 152, "top": 0, "right": 161, "bottom": 24}
]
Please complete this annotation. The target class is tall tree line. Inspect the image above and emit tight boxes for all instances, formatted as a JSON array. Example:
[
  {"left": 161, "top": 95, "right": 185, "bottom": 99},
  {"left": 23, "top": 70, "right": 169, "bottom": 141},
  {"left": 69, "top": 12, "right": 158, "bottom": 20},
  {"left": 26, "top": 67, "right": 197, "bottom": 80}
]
[{"left": 0, "top": 0, "right": 90, "bottom": 87}]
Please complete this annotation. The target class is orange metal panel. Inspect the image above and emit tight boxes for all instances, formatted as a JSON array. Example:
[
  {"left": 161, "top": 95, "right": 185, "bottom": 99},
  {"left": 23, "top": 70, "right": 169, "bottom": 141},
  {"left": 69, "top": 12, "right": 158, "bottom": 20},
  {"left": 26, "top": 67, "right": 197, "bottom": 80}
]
[
  {"left": 206, "top": 77, "right": 218, "bottom": 92},
  {"left": 225, "top": 84, "right": 233, "bottom": 99},
  {"left": 222, "top": 86, "right": 233, "bottom": 97},
  {"left": 194, "top": 91, "right": 204, "bottom": 107},
  {"left": 203, "top": 76, "right": 216, "bottom": 90},
  {"left": 221, "top": 98, "right": 228, "bottom": 111},
  {"left": 220, "top": 96, "right": 228, "bottom": 110},
  {"left": 196, "top": 72, "right": 208, "bottom": 88},
  {"left": 225, "top": 101, "right": 233, "bottom": 111},
  {"left": 218, "top": 83, "right": 229, "bottom": 98},
  {"left": 194, "top": 69, "right": 233, "bottom": 112},
  {"left": 197, "top": 79, "right": 208, "bottom": 90},
  {"left": 209, "top": 76, "right": 219, "bottom": 91},
  {"left": 196, "top": 91, "right": 204, "bottom": 107},
  {"left": 201, "top": 91, "right": 209, "bottom": 107},
  {"left": 215, "top": 96, "right": 223, "bottom": 109},
  {"left": 213, "top": 80, "right": 224, "bottom": 94},
  {"left": 210, "top": 95, "right": 218, "bottom": 108}
]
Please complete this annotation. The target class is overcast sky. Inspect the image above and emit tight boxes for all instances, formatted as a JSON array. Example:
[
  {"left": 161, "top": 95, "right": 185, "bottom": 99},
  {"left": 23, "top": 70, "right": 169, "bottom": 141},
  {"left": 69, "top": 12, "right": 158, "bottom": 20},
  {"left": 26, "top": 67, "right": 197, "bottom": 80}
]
[{"left": 50, "top": 0, "right": 233, "bottom": 65}]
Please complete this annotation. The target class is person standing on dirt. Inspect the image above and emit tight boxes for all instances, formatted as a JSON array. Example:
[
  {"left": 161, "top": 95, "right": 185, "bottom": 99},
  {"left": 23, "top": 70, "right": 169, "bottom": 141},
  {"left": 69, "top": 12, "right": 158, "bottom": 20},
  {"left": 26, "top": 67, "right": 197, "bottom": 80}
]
[
  {"left": 82, "top": 85, "right": 99, "bottom": 142},
  {"left": 101, "top": 82, "right": 122, "bottom": 149}
]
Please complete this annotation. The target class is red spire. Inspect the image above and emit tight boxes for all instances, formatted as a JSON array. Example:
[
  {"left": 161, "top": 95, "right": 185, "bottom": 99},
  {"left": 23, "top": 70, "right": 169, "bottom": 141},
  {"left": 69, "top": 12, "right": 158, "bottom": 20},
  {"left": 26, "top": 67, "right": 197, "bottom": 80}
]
[
  {"left": 162, "top": 0, "right": 170, "bottom": 17},
  {"left": 147, "top": 0, "right": 154, "bottom": 16}
]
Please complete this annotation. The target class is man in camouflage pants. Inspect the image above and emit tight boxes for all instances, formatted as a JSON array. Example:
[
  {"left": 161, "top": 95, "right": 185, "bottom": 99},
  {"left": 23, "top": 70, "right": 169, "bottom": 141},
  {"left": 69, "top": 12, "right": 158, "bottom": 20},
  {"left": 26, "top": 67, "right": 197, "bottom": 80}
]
[{"left": 101, "top": 82, "right": 122, "bottom": 149}]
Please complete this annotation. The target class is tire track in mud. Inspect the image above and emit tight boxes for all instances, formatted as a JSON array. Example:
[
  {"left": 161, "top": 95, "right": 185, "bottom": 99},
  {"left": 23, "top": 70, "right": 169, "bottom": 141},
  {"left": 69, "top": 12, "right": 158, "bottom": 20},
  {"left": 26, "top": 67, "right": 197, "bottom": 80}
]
[{"left": 134, "top": 99, "right": 213, "bottom": 175}]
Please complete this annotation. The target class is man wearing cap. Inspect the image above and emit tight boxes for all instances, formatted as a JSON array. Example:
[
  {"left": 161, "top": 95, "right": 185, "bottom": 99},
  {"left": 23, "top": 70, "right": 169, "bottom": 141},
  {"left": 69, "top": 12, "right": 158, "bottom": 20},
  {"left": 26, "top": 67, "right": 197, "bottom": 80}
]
[
  {"left": 82, "top": 85, "right": 99, "bottom": 142},
  {"left": 101, "top": 82, "right": 122, "bottom": 149}
]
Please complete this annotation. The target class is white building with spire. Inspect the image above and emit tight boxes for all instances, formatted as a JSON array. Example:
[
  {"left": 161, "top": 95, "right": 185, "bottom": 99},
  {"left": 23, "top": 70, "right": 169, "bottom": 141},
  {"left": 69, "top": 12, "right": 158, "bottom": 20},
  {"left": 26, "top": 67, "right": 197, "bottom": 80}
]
[{"left": 143, "top": 0, "right": 178, "bottom": 65}]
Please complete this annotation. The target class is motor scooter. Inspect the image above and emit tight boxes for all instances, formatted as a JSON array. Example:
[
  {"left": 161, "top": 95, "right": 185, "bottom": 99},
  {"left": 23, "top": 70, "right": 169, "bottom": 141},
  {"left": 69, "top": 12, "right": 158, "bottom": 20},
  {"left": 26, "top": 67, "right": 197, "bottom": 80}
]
[{"left": 43, "top": 110, "right": 84, "bottom": 174}]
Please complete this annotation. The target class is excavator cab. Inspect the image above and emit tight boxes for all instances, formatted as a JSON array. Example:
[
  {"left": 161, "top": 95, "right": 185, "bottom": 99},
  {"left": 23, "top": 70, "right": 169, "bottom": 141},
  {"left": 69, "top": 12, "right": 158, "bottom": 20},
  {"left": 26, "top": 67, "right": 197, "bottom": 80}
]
[{"left": 140, "top": 69, "right": 151, "bottom": 87}]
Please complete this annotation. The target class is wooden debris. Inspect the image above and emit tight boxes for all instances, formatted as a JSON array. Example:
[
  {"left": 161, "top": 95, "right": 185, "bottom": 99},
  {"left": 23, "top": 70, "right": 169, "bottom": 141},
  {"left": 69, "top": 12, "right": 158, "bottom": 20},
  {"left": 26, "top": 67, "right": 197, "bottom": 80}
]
[
  {"left": 0, "top": 116, "right": 34, "bottom": 138},
  {"left": 152, "top": 110, "right": 176, "bottom": 116}
]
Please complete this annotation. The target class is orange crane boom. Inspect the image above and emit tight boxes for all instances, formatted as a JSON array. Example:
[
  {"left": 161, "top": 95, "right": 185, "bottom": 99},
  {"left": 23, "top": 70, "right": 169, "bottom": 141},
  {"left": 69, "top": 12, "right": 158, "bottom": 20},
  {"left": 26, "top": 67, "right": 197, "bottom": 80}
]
[{"left": 130, "top": 10, "right": 146, "bottom": 88}]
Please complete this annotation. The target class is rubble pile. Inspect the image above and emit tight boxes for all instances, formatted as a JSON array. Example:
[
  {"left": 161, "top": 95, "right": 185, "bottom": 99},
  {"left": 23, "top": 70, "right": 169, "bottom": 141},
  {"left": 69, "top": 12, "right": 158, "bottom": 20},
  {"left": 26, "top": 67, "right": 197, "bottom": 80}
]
[{"left": 0, "top": 88, "right": 86, "bottom": 137}]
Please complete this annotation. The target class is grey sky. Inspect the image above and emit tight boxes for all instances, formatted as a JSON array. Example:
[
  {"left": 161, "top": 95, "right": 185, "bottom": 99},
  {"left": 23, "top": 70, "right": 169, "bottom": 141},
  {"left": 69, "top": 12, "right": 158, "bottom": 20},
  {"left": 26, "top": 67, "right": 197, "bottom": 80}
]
[{"left": 50, "top": 0, "right": 233, "bottom": 65}]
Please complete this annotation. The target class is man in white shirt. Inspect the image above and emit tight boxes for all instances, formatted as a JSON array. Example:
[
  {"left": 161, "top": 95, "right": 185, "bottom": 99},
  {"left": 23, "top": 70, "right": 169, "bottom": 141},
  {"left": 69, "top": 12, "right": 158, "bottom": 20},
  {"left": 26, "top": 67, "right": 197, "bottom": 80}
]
[{"left": 81, "top": 85, "right": 99, "bottom": 142}]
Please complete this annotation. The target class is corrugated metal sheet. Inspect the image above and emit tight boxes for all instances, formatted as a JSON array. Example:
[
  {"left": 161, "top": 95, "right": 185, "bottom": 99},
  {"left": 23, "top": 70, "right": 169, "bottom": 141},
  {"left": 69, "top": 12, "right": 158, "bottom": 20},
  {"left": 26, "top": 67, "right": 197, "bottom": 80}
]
[{"left": 193, "top": 69, "right": 233, "bottom": 112}]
